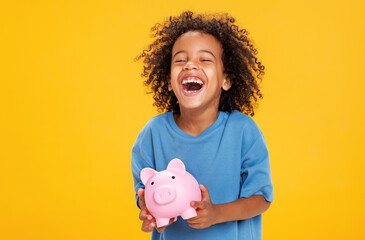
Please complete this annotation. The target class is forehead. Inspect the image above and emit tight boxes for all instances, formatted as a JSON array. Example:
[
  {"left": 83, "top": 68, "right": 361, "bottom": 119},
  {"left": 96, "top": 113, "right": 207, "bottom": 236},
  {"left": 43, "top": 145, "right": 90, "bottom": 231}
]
[{"left": 172, "top": 31, "right": 223, "bottom": 55}]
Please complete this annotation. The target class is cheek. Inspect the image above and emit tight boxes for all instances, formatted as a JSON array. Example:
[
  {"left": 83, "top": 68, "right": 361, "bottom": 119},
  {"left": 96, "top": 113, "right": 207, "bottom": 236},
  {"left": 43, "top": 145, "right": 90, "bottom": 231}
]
[
  {"left": 210, "top": 66, "right": 224, "bottom": 85},
  {"left": 170, "top": 69, "right": 180, "bottom": 86},
  {"left": 205, "top": 68, "right": 220, "bottom": 85}
]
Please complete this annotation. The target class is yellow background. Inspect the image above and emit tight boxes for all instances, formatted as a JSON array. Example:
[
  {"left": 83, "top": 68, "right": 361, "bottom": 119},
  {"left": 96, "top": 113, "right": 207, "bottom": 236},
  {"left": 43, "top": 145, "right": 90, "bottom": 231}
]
[{"left": 1, "top": 0, "right": 364, "bottom": 239}]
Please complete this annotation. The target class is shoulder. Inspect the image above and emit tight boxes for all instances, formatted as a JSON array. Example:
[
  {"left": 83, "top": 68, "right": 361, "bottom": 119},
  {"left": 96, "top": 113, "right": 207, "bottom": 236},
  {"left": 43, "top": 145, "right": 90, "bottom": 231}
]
[
  {"left": 132, "top": 112, "right": 170, "bottom": 152},
  {"left": 224, "top": 110, "right": 264, "bottom": 142},
  {"left": 226, "top": 111, "right": 261, "bottom": 131},
  {"left": 135, "top": 112, "right": 171, "bottom": 139},
  {"left": 147, "top": 111, "right": 170, "bottom": 125},
  {"left": 141, "top": 112, "right": 171, "bottom": 132}
]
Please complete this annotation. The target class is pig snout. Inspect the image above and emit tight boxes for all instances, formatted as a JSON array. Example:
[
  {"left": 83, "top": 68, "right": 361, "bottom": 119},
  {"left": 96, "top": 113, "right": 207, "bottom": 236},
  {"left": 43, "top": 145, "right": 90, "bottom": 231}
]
[{"left": 153, "top": 185, "right": 176, "bottom": 205}]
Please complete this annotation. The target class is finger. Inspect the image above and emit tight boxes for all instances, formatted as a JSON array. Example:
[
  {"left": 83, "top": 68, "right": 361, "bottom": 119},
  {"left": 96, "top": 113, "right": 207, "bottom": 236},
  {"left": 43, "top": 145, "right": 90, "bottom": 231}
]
[
  {"left": 142, "top": 220, "right": 155, "bottom": 232},
  {"left": 168, "top": 217, "right": 174, "bottom": 225},
  {"left": 191, "top": 200, "right": 206, "bottom": 210},
  {"left": 188, "top": 222, "right": 204, "bottom": 229},
  {"left": 187, "top": 216, "right": 198, "bottom": 222},
  {"left": 187, "top": 216, "right": 201, "bottom": 224},
  {"left": 137, "top": 188, "right": 144, "bottom": 198},
  {"left": 156, "top": 218, "right": 174, "bottom": 233},
  {"left": 156, "top": 226, "right": 165, "bottom": 233},
  {"left": 139, "top": 209, "right": 153, "bottom": 221},
  {"left": 199, "top": 184, "right": 211, "bottom": 201}
]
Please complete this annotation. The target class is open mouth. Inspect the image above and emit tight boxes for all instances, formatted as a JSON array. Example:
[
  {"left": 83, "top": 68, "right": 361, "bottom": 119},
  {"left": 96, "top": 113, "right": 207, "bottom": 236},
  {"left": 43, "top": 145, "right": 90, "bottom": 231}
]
[{"left": 181, "top": 78, "right": 204, "bottom": 94}]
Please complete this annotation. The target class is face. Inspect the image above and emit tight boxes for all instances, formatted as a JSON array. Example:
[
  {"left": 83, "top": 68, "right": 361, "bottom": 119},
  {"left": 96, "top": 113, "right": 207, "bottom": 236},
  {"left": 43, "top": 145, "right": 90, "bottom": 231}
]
[{"left": 169, "top": 31, "right": 231, "bottom": 113}]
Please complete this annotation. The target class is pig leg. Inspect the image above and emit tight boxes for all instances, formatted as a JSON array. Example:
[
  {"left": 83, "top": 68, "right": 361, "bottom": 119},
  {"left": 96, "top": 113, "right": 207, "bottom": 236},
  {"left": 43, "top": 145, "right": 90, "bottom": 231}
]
[
  {"left": 156, "top": 218, "right": 170, "bottom": 228},
  {"left": 181, "top": 207, "right": 197, "bottom": 220}
]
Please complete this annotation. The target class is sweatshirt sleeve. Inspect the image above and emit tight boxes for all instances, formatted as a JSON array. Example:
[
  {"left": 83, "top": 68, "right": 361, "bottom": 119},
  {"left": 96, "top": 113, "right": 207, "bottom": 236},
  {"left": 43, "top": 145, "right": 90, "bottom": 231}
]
[
  {"left": 239, "top": 119, "right": 274, "bottom": 202},
  {"left": 131, "top": 122, "right": 155, "bottom": 209}
]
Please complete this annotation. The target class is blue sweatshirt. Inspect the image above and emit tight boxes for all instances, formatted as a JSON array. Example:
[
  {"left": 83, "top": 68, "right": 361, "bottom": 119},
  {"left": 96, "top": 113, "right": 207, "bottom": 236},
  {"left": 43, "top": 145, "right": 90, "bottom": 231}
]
[{"left": 131, "top": 110, "right": 273, "bottom": 240}]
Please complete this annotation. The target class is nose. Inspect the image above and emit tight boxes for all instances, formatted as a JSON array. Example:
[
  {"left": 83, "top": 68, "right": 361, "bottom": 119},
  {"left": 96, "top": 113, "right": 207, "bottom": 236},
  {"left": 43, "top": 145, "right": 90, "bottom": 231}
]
[
  {"left": 184, "top": 61, "right": 199, "bottom": 70},
  {"left": 153, "top": 185, "right": 176, "bottom": 205}
]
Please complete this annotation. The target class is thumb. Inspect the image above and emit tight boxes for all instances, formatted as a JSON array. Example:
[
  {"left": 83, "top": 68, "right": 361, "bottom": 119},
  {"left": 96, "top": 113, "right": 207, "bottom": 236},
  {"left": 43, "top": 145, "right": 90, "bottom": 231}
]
[
  {"left": 190, "top": 185, "right": 211, "bottom": 209},
  {"left": 137, "top": 188, "right": 144, "bottom": 197},
  {"left": 191, "top": 200, "right": 207, "bottom": 210},
  {"left": 137, "top": 188, "right": 146, "bottom": 209}
]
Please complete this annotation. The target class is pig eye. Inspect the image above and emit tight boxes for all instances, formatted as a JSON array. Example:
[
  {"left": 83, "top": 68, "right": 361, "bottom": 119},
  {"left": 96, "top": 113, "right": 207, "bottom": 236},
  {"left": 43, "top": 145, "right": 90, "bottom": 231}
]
[
  {"left": 171, "top": 176, "right": 175, "bottom": 179},
  {"left": 151, "top": 181, "right": 154, "bottom": 185}
]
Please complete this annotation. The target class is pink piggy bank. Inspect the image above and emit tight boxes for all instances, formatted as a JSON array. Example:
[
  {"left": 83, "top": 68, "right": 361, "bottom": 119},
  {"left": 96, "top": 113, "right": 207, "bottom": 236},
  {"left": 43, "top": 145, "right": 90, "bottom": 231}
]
[{"left": 140, "top": 158, "right": 201, "bottom": 228}]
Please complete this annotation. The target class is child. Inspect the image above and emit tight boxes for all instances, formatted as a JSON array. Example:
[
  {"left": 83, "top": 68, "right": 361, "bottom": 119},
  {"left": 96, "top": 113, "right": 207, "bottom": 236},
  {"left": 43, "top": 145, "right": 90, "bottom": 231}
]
[{"left": 131, "top": 11, "right": 273, "bottom": 240}]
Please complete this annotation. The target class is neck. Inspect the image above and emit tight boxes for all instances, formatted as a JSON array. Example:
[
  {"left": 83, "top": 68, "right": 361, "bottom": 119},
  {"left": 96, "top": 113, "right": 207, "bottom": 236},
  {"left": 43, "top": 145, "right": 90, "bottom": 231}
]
[{"left": 174, "top": 107, "right": 219, "bottom": 136}]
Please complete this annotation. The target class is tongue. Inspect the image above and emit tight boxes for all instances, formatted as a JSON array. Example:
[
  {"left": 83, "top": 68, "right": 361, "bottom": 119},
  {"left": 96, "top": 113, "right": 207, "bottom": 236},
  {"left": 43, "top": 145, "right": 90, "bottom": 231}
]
[{"left": 186, "top": 83, "right": 202, "bottom": 91}]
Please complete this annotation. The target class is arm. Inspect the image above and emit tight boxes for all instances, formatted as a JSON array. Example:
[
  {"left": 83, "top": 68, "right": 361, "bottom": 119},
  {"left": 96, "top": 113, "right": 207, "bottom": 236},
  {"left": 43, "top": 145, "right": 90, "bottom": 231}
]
[
  {"left": 188, "top": 119, "right": 273, "bottom": 228},
  {"left": 137, "top": 188, "right": 156, "bottom": 232},
  {"left": 187, "top": 185, "right": 271, "bottom": 229},
  {"left": 214, "top": 194, "right": 271, "bottom": 224}
]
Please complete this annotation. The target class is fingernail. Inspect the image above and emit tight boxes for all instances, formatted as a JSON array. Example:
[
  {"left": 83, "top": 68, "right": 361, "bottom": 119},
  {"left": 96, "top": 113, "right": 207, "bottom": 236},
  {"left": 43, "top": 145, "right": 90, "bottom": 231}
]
[
  {"left": 151, "top": 222, "right": 155, "bottom": 227},
  {"left": 191, "top": 202, "right": 195, "bottom": 206},
  {"left": 147, "top": 215, "right": 152, "bottom": 220}
]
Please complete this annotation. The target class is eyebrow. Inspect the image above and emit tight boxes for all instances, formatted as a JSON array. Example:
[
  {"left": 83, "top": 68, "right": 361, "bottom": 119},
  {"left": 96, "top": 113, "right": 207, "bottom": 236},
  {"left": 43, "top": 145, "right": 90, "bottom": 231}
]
[{"left": 172, "top": 50, "right": 216, "bottom": 59}]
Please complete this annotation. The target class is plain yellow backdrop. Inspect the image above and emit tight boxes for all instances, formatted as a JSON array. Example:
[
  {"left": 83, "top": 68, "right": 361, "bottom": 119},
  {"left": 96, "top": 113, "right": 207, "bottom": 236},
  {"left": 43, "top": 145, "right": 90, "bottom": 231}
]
[{"left": 1, "top": 0, "right": 364, "bottom": 239}]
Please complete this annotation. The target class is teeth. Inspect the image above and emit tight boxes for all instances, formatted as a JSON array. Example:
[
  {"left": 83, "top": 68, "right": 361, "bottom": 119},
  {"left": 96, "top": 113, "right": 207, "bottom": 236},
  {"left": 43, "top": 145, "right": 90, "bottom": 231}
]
[{"left": 182, "top": 78, "right": 203, "bottom": 85}]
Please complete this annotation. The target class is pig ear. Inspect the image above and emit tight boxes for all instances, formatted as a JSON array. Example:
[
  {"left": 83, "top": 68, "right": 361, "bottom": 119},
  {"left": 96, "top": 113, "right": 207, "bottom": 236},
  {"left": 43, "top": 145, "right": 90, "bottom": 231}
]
[
  {"left": 140, "top": 168, "right": 157, "bottom": 185},
  {"left": 167, "top": 158, "right": 186, "bottom": 173}
]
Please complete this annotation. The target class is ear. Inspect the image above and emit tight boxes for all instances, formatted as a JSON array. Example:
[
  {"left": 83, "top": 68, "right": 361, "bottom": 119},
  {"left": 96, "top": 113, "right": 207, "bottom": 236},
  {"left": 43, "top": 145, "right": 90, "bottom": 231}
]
[
  {"left": 140, "top": 168, "right": 157, "bottom": 185},
  {"left": 167, "top": 158, "right": 186, "bottom": 174},
  {"left": 222, "top": 75, "right": 231, "bottom": 91}
]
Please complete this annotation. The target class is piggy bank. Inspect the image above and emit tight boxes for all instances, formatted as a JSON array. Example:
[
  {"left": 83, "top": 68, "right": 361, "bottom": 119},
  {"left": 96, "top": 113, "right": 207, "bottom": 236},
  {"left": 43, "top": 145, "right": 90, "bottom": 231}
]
[{"left": 140, "top": 158, "right": 201, "bottom": 228}]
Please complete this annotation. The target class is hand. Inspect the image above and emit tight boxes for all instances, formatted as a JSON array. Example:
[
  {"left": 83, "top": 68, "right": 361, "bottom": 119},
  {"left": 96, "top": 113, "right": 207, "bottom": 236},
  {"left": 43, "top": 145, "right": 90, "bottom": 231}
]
[
  {"left": 138, "top": 188, "right": 155, "bottom": 232},
  {"left": 137, "top": 188, "right": 174, "bottom": 233},
  {"left": 187, "top": 185, "right": 218, "bottom": 229}
]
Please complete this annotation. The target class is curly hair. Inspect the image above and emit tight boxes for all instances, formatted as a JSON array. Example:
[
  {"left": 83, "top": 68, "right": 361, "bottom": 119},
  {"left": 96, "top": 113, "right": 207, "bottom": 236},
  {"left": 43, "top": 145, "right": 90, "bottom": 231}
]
[{"left": 135, "top": 11, "right": 265, "bottom": 116}]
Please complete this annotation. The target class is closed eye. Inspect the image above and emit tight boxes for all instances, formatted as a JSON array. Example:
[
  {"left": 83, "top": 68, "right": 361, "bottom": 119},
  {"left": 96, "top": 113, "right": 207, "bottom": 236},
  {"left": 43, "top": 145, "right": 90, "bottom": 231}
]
[
  {"left": 175, "top": 60, "right": 186, "bottom": 62},
  {"left": 201, "top": 59, "right": 212, "bottom": 62}
]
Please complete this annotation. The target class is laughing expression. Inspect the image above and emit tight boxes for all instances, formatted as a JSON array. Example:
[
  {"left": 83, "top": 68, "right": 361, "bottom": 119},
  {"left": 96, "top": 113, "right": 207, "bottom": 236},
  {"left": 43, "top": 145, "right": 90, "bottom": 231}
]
[{"left": 169, "top": 31, "right": 231, "bottom": 113}]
